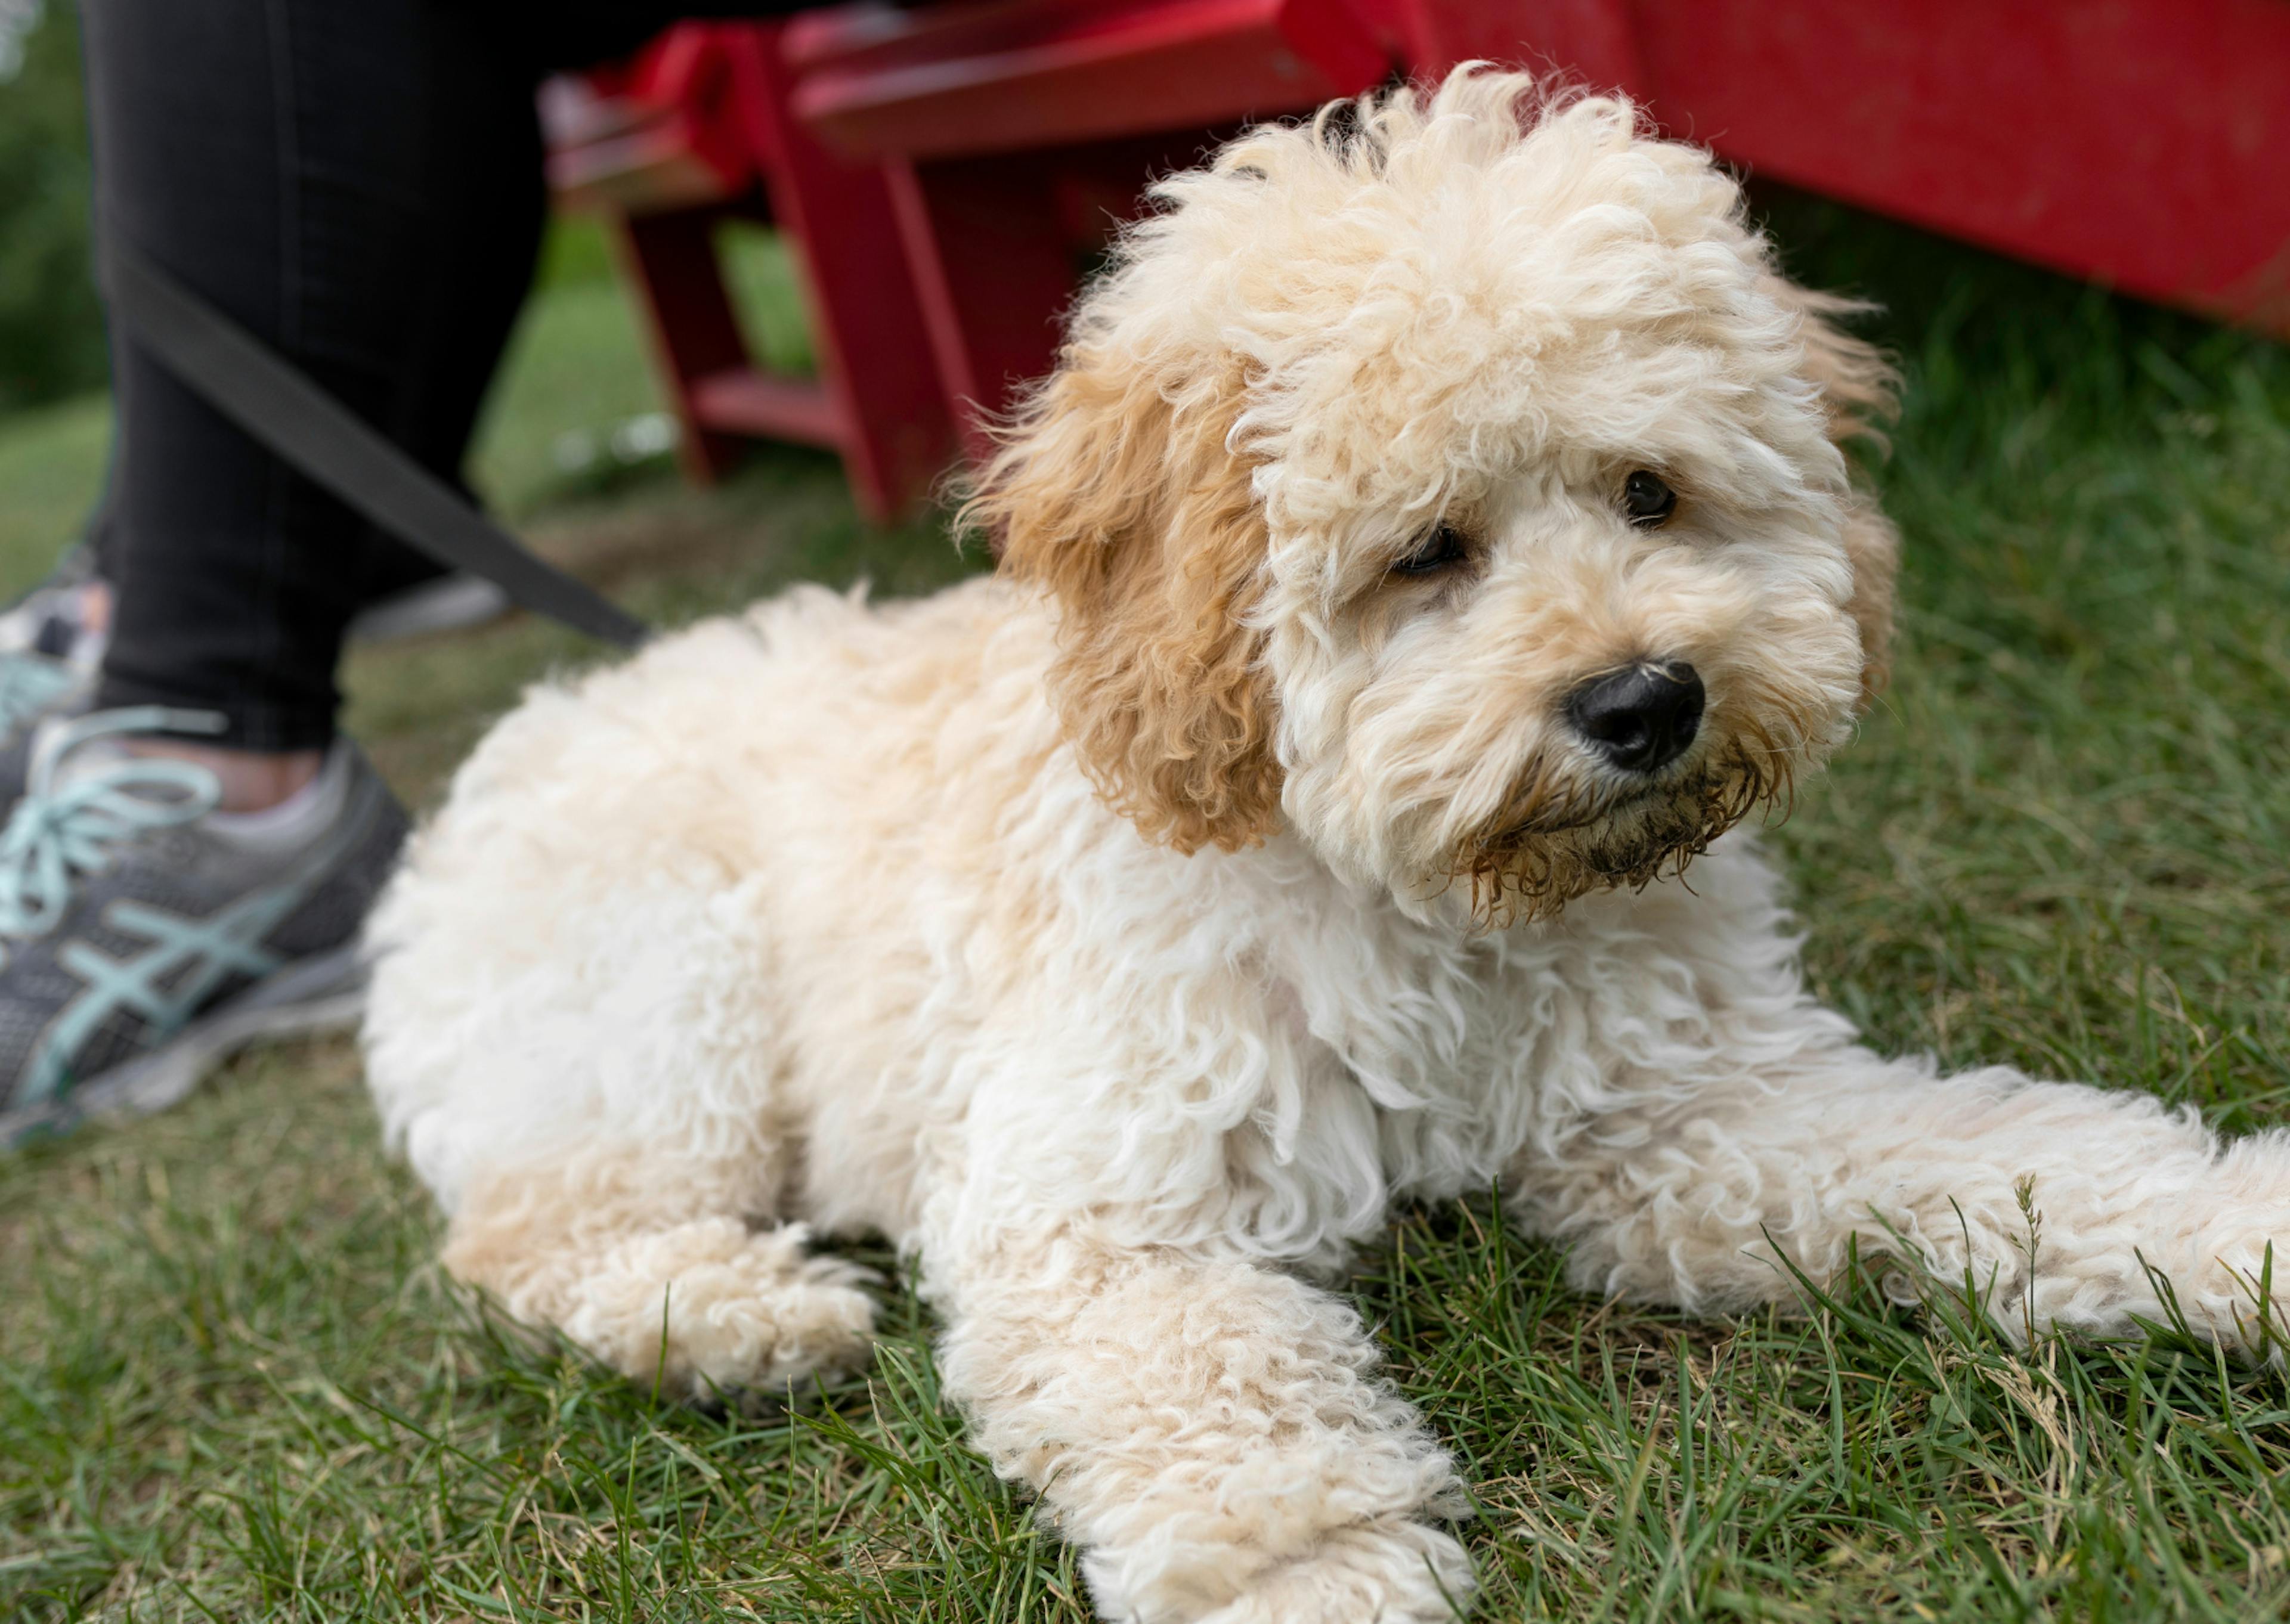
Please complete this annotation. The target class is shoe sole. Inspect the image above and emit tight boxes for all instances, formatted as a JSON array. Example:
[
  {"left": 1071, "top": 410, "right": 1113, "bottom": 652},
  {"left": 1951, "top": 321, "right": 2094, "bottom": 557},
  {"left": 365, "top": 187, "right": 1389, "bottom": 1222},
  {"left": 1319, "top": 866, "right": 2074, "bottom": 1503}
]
[{"left": 0, "top": 945, "right": 367, "bottom": 1149}]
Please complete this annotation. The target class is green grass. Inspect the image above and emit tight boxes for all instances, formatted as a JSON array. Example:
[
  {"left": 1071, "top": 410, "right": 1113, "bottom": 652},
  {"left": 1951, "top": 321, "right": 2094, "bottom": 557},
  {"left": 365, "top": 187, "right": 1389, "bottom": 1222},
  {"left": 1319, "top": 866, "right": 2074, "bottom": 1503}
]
[
  {"left": 4, "top": 195, "right": 2289, "bottom": 1621},
  {"left": 475, "top": 222, "right": 814, "bottom": 519},
  {"left": 0, "top": 392, "right": 111, "bottom": 593}
]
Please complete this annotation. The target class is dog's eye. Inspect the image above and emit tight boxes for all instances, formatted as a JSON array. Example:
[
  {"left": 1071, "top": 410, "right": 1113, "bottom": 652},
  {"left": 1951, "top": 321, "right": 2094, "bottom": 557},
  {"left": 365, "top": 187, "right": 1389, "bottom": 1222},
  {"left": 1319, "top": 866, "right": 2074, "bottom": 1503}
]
[
  {"left": 1391, "top": 523, "right": 1471, "bottom": 577},
  {"left": 1621, "top": 470, "right": 1678, "bottom": 529}
]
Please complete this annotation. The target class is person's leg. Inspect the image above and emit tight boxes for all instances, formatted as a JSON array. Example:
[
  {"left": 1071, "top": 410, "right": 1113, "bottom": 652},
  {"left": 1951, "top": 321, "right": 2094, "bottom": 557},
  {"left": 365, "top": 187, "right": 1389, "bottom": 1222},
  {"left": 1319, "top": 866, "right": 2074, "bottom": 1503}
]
[
  {"left": 0, "top": 0, "right": 556, "bottom": 1143},
  {"left": 4, "top": 4, "right": 859, "bottom": 1142},
  {"left": 81, "top": 0, "right": 549, "bottom": 804}
]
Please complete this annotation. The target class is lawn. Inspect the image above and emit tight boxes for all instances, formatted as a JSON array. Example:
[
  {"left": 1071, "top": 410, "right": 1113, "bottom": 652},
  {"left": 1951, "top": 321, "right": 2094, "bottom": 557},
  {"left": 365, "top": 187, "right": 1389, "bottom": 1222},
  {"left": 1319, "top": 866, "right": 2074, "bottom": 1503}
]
[{"left": 1, "top": 194, "right": 2287, "bottom": 1623}]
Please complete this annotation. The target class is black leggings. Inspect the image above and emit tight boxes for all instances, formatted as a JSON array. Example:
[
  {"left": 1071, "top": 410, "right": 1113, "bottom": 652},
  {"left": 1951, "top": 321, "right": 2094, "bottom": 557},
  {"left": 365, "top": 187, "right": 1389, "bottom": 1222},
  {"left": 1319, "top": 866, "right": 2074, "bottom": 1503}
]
[{"left": 82, "top": 1, "right": 791, "bottom": 749}]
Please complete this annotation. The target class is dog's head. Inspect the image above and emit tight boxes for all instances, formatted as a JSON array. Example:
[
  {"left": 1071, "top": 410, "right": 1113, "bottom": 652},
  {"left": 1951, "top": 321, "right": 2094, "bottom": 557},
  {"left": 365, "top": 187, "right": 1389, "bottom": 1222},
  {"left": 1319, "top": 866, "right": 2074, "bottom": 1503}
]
[{"left": 968, "top": 68, "right": 1897, "bottom": 925}]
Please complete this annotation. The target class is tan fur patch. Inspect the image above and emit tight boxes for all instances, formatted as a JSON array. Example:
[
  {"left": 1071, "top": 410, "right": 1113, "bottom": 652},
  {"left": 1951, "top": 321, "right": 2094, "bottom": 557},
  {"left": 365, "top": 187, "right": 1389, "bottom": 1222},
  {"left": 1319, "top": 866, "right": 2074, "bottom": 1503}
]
[{"left": 968, "top": 355, "right": 1282, "bottom": 852}]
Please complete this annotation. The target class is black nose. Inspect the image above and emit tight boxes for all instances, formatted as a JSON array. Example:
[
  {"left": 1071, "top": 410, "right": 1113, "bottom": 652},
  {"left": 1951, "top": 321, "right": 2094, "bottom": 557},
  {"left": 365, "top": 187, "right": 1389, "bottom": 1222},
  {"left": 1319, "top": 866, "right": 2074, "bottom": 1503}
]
[{"left": 1567, "top": 661, "right": 1704, "bottom": 774}]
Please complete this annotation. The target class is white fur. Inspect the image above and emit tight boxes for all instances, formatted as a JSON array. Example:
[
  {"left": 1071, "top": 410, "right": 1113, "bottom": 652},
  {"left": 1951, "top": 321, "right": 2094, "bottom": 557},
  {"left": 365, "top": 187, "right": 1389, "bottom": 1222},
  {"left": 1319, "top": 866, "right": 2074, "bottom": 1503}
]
[{"left": 363, "top": 70, "right": 2290, "bottom": 1622}]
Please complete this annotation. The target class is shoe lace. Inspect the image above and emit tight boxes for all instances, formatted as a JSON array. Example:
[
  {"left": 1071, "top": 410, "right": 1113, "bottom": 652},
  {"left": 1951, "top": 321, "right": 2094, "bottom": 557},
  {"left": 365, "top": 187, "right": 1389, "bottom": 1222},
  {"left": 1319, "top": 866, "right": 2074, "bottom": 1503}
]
[
  {"left": 0, "top": 654, "right": 83, "bottom": 740},
  {"left": 0, "top": 707, "right": 227, "bottom": 944}
]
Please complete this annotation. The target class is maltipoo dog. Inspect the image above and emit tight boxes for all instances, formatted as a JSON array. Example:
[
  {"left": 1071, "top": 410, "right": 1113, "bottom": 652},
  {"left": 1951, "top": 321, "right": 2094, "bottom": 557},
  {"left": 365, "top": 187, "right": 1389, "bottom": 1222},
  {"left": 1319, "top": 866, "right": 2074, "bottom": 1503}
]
[{"left": 363, "top": 69, "right": 2290, "bottom": 1622}]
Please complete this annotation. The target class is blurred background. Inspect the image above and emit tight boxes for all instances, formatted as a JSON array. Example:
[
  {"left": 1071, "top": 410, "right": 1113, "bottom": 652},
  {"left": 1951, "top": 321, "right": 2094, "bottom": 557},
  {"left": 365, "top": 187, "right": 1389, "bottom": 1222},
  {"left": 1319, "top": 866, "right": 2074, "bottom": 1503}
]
[{"left": 1, "top": 2, "right": 2287, "bottom": 1620}]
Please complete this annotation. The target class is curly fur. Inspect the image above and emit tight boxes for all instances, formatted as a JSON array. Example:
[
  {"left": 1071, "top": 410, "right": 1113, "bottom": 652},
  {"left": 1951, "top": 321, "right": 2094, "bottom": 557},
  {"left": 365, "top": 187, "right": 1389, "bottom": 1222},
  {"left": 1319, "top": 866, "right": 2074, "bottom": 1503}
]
[
  {"left": 977, "top": 355, "right": 1280, "bottom": 851},
  {"left": 363, "top": 70, "right": 2290, "bottom": 1622}
]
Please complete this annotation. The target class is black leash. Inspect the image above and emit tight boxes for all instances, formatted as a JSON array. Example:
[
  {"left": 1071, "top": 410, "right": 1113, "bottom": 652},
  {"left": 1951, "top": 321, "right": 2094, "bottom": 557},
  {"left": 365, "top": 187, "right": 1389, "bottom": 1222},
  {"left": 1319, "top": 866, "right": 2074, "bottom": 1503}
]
[{"left": 97, "top": 231, "right": 651, "bottom": 651}]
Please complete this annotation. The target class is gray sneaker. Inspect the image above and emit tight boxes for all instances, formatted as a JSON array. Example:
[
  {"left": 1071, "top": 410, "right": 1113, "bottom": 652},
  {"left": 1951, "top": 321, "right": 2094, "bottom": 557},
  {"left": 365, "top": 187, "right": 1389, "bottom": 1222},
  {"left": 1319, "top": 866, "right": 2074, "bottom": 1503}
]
[
  {"left": 0, "top": 656, "right": 96, "bottom": 812},
  {"left": 0, "top": 707, "right": 409, "bottom": 1148},
  {"left": 0, "top": 548, "right": 106, "bottom": 811},
  {"left": 0, "top": 542, "right": 104, "bottom": 661},
  {"left": 0, "top": 550, "right": 504, "bottom": 813}
]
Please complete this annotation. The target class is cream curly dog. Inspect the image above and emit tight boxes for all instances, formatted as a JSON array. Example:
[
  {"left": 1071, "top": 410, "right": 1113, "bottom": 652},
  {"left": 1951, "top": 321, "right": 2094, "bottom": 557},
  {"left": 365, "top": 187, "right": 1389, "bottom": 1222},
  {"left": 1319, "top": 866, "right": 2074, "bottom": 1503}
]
[{"left": 362, "top": 69, "right": 2290, "bottom": 1622}]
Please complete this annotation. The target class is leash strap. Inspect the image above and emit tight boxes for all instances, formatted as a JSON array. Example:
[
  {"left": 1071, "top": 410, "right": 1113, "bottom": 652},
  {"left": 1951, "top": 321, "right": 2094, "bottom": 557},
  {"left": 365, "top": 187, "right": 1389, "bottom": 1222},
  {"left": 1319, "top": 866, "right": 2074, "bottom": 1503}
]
[{"left": 98, "top": 231, "right": 650, "bottom": 651}]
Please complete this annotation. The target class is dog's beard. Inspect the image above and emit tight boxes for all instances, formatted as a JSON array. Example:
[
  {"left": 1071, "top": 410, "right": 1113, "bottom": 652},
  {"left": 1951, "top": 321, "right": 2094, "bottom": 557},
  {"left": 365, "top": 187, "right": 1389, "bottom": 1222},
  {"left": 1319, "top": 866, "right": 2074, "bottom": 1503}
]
[{"left": 1447, "top": 729, "right": 1797, "bottom": 928}]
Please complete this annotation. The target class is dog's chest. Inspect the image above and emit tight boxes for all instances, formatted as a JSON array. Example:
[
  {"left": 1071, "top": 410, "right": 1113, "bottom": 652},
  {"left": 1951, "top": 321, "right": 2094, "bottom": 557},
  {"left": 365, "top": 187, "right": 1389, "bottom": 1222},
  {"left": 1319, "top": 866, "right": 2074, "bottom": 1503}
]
[
  {"left": 1245, "top": 884, "right": 1573, "bottom": 1204},
  {"left": 1255, "top": 863, "right": 1764, "bottom": 1210}
]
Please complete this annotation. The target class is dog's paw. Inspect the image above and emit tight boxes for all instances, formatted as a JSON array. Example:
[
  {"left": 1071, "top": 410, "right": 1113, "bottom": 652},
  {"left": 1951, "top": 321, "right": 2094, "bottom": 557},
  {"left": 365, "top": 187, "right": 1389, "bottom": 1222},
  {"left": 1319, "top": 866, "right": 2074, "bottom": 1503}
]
[
  {"left": 2180, "top": 1227, "right": 2290, "bottom": 1358},
  {"left": 1104, "top": 1519, "right": 1472, "bottom": 1624},
  {"left": 1198, "top": 1520, "right": 1473, "bottom": 1623},
  {"left": 2140, "top": 1132, "right": 2290, "bottom": 1357},
  {"left": 559, "top": 1219, "right": 877, "bottom": 1399}
]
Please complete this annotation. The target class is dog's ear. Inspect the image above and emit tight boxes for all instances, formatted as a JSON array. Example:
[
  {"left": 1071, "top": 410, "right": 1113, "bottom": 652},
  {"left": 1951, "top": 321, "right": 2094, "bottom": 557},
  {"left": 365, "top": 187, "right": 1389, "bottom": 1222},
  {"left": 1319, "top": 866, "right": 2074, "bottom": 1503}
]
[
  {"left": 1770, "top": 277, "right": 1901, "bottom": 703},
  {"left": 967, "top": 350, "right": 1281, "bottom": 853}
]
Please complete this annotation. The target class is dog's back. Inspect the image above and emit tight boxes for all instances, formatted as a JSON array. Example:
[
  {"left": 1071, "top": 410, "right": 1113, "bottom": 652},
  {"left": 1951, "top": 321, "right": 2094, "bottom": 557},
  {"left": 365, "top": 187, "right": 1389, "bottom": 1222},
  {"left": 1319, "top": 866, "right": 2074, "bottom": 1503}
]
[{"left": 361, "top": 575, "right": 1054, "bottom": 1228}]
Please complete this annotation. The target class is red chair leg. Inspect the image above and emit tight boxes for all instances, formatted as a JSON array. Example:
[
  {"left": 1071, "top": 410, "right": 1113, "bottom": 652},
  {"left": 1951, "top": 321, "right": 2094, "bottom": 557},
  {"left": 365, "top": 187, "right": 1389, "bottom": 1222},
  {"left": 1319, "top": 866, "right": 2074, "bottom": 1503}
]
[
  {"left": 727, "top": 29, "right": 955, "bottom": 521},
  {"left": 882, "top": 152, "right": 1078, "bottom": 464},
  {"left": 608, "top": 206, "right": 752, "bottom": 485}
]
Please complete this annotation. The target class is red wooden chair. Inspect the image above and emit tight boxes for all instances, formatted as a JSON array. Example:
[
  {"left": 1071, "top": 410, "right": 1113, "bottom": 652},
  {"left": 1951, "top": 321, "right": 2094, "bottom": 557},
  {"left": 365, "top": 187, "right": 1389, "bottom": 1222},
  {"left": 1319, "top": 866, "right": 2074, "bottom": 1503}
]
[
  {"left": 544, "top": 22, "right": 954, "bottom": 522},
  {"left": 785, "top": 0, "right": 1393, "bottom": 457},
  {"left": 1400, "top": 0, "right": 2290, "bottom": 340},
  {"left": 784, "top": 0, "right": 2290, "bottom": 466}
]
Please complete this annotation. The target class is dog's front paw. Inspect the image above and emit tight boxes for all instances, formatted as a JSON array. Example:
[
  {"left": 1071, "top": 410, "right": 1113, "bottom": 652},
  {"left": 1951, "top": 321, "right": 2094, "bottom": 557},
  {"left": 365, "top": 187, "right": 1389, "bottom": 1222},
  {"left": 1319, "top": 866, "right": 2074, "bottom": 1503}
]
[
  {"left": 1088, "top": 1517, "right": 1472, "bottom": 1624},
  {"left": 2176, "top": 1169, "right": 2290, "bottom": 1356},
  {"left": 1188, "top": 1520, "right": 1474, "bottom": 1624},
  {"left": 555, "top": 1219, "right": 877, "bottom": 1399}
]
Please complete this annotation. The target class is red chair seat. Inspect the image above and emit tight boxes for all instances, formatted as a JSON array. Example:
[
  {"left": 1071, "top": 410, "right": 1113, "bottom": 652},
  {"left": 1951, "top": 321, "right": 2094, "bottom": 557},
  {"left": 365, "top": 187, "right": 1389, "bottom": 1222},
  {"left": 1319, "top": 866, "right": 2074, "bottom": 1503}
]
[{"left": 788, "top": 0, "right": 1388, "bottom": 158}]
